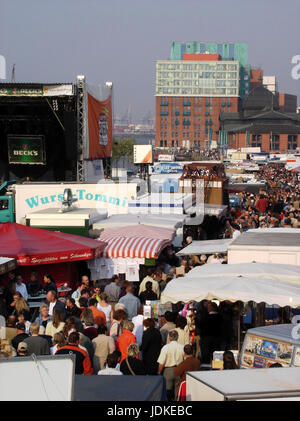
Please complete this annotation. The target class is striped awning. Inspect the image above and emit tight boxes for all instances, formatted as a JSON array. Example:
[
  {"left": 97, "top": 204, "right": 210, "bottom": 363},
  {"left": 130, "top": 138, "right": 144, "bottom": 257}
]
[{"left": 103, "top": 236, "right": 171, "bottom": 259}]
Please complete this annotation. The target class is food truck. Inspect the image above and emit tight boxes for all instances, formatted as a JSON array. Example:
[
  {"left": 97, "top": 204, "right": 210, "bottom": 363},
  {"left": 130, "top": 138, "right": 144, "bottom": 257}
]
[{"left": 239, "top": 324, "right": 300, "bottom": 369}]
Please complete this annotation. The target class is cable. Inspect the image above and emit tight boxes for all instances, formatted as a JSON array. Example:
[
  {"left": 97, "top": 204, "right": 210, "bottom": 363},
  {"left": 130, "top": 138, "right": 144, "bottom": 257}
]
[{"left": 32, "top": 354, "right": 50, "bottom": 401}]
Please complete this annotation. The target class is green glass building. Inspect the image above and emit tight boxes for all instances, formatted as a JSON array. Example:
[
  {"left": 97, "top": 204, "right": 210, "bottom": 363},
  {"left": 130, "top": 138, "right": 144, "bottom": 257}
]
[{"left": 170, "top": 42, "right": 250, "bottom": 100}]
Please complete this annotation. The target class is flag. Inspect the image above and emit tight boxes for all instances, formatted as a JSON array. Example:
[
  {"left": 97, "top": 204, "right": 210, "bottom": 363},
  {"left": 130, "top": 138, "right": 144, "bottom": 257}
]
[{"left": 87, "top": 93, "right": 112, "bottom": 159}]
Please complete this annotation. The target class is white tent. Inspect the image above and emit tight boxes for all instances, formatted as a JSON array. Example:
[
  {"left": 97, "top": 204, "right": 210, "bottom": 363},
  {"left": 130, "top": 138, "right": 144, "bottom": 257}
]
[
  {"left": 93, "top": 213, "right": 185, "bottom": 231},
  {"left": 184, "top": 262, "right": 300, "bottom": 283},
  {"left": 160, "top": 275, "right": 300, "bottom": 307},
  {"left": 176, "top": 239, "right": 233, "bottom": 256}
]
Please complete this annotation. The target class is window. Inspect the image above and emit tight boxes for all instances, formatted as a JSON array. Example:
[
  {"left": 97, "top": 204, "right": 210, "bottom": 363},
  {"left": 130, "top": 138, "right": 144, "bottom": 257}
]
[
  {"left": 288, "top": 135, "right": 298, "bottom": 150},
  {"left": 270, "top": 134, "right": 280, "bottom": 151},
  {"left": 160, "top": 140, "right": 163, "bottom": 147},
  {"left": 252, "top": 134, "right": 262, "bottom": 148}
]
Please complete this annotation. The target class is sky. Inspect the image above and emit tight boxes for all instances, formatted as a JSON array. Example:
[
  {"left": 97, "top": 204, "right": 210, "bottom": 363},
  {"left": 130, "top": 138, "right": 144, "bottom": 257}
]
[{"left": 1, "top": 0, "right": 300, "bottom": 121}]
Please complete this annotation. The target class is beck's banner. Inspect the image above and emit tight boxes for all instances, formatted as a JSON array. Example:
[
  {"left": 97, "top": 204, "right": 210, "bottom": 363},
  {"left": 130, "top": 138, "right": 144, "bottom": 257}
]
[{"left": 87, "top": 93, "right": 112, "bottom": 159}]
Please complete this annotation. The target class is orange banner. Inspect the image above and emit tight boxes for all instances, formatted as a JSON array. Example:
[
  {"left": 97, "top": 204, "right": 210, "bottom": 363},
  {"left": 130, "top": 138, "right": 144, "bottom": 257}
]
[{"left": 87, "top": 93, "right": 112, "bottom": 159}]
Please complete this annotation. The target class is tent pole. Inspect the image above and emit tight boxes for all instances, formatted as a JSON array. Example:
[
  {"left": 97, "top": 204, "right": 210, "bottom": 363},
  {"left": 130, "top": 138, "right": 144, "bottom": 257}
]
[{"left": 238, "top": 309, "right": 241, "bottom": 352}]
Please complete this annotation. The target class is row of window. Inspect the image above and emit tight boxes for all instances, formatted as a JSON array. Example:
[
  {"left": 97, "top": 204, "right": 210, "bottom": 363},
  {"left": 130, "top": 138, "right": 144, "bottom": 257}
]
[
  {"left": 156, "top": 87, "right": 238, "bottom": 96},
  {"left": 251, "top": 134, "right": 298, "bottom": 150},
  {"left": 157, "top": 63, "right": 238, "bottom": 72}
]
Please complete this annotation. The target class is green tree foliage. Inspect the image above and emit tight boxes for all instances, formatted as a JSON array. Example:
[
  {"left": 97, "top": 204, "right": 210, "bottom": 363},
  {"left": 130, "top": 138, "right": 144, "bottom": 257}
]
[{"left": 112, "top": 137, "right": 135, "bottom": 163}]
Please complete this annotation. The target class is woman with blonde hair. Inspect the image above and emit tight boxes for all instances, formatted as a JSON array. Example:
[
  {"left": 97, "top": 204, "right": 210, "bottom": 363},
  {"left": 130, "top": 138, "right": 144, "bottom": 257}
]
[
  {"left": 97, "top": 292, "right": 112, "bottom": 331},
  {"left": 120, "top": 343, "right": 146, "bottom": 375},
  {"left": 50, "top": 331, "right": 66, "bottom": 355},
  {"left": 35, "top": 303, "right": 50, "bottom": 329},
  {"left": 11, "top": 292, "right": 30, "bottom": 320},
  {"left": 45, "top": 309, "right": 65, "bottom": 337}
]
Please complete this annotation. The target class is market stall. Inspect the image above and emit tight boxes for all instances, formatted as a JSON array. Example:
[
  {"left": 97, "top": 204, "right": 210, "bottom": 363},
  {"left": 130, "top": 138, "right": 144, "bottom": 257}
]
[
  {"left": 176, "top": 239, "right": 233, "bottom": 257},
  {"left": 0, "top": 223, "right": 107, "bottom": 289},
  {"left": 228, "top": 228, "right": 300, "bottom": 265},
  {"left": 88, "top": 224, "right": 175, "bottom": 282},
  {"left": 0, "top": 257, "right": 17, "bottom": 275}
]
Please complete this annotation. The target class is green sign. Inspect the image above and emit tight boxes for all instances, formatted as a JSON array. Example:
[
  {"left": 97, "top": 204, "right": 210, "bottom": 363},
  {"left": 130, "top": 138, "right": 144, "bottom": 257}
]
[
  {"left": 0, "top": 87, "right": 43, "bottom": 96},
  {"left": 8, "top": 136, "right": 46, "bottom": 165}
]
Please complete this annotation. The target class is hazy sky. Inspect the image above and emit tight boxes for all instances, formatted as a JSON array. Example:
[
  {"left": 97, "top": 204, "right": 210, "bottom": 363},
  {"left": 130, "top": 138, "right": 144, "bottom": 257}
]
[{"left": 1, "top": 0, "right": 300, "bottom": 120}]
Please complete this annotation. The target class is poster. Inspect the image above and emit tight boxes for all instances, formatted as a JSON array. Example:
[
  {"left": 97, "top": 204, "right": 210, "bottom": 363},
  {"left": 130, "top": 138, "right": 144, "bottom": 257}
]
[
  {"left": 126, "top": 263, "right": 140, "bottom": 283},
  {"left": 253, "top": 357, "right": 266, "bottom": 368},
  {"left": 242, "top": 334, "right": 294, "bottom": 369},
  {"left": 276, "top": 342, "right": 293, "bottom": 364},
  {"left": 260, "top": 340, "right": 278, "bottom": 360},
  {"left": 87, "top": 93, "right": 112, "bottom": 159},
  {"left": 294, "top": 348, "right": 300, "bottom": 367},
  {"left": 242, "top": 354, "right": 254, "bottom": 368}
]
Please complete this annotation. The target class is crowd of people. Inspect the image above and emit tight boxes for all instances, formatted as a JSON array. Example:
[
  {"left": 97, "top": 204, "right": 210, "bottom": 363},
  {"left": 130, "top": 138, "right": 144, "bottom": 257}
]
[
  {"left": 0, "top": 268, "right": 242, "bottom": 401},
  {"left": 0, "top": 162, "right": 298, "bottom": 400}
]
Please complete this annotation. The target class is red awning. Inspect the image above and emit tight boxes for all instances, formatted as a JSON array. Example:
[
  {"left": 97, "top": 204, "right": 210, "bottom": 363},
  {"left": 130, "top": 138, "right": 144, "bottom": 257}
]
[
  {"left": 103, "top": 236, "right": 171, "bottom": 259},
  {"left": 0, "top": 223, "right": 107, "bottom": 266},
  {"left": 100, "top": 224, "right": 175, "bottom": 259}
]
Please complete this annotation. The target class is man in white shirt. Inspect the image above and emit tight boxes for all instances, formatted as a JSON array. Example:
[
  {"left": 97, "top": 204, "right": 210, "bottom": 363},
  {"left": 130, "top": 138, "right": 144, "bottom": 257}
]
[
  {"left": 157, "top": 330, "right": 184, "bottom": 401},
  {"left": 98, "top": 352, "right": 123, "bottom": 376},
  {"left": 104, "top": 275, "right": 121, "bottom": 303},
  {"left": 138, "top": 269, "right": 160, "bottom": 298},
  {"left": 15, "top": 275, "right": 28, "bottom": 301}
]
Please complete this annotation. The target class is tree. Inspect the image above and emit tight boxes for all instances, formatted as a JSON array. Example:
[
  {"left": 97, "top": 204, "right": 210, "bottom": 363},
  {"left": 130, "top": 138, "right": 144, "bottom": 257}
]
[{"left": 112, "top": 137, "right": 135, "bottom": 164}]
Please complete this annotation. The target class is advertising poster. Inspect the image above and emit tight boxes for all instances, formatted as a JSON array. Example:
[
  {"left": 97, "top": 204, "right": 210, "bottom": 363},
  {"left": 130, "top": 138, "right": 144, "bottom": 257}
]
[
  {"left": 260, "top": 340, "right": 278, "bottom": 360},
  {"left": 276, "top": 342, "right": 293, "bottom": 364},
  {"left": 253, "top": 356, "right": 266, "bottom": 368},
  {"left": 293, "top": 348, "right": 300, "bottom": 367},
  {"left": 87, "top": 93, "right": 112, "bottom": 159},
  {"left": 242, "top": 354, "right": 254, "bottom": 368},
  {"left": 242, "top": 334, "right": 294, "bottom": 369},
  {"left": 8, "top": 135, "right": 46, "bottom": 165},
  {"left": 244, "top": 335, "right": 263, "bottom": 355}
]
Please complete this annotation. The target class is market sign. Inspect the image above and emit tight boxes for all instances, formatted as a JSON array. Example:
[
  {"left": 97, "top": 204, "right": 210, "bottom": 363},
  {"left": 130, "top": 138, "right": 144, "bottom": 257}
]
[
  {"left": 0, "top": 87, "right": 43, "bottom": 96},
  {"left": 8, "top": 135, "right": 46, "bottom": 165}
]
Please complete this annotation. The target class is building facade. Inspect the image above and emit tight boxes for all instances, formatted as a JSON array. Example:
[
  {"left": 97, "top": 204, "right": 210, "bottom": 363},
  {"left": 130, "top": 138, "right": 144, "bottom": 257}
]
[
  {"left": 155, "top": 50, "right": 243, "bottom": 149},
  {"left": 219, "top": 87, "right": 300, "bottom": 152}
]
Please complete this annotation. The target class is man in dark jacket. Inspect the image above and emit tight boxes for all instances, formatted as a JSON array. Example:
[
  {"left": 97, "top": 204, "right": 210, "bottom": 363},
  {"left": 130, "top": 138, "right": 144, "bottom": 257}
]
[
  {"left": 46, "top": 290, "right": 66, "bottom": 320},
  {"left": 43, "top": 274, "right": 57, "bottom": 294},
  {"left": 11, "top": 322, "right": 29, "bottom": 351},
  {"left": 56, "top": 331, "right": 93, "bottom": 375},
  {"left": 139, "top": 281, "right": 158, "bottom": 304},
  {"left": 198, "top": 301, "right": 223, "bottom": 364}
]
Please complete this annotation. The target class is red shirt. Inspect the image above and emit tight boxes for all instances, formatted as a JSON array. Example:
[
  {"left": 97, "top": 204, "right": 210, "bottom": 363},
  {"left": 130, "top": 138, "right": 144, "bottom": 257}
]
[
  {"left": 89, "top": 306, "right": 106, "bottom": 327},
  {"left": 256, "top": 198, "right": 268, "bottom": 213},
  {"left": 116, "top": 329, "right": 136, "bottom": 362}
]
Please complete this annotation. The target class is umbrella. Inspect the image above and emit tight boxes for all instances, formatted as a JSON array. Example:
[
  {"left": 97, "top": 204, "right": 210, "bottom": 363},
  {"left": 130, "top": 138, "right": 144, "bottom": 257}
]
[
  {"left": 184, "top": 262, "right": 300, "bottom": 283},
  {"left": 0, "top": 223, "right": 107, "bottom": 265},
  {"left": 160, "top": 275, "right": 300, "bottom": 308}
]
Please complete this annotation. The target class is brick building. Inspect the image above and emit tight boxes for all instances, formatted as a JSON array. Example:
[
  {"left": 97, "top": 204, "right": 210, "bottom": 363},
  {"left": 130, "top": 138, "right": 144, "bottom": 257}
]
[
  {"left": 219, "top": 86, "right": 300, "bottom": 152},
  {"left": 155, "top": 53, "right": 241, "bottom": 149}
]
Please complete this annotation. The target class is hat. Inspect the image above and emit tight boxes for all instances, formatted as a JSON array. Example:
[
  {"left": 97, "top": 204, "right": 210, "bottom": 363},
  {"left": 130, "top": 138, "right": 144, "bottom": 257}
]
[
  {"left": 16, "top": 322, "right": 25, "bottom": 331},
  {"left": 17, "top": 342, "right": 28, "bottom": 352},
  {"left": 259, "top": 216, "right": 265, "bottom": 221}
]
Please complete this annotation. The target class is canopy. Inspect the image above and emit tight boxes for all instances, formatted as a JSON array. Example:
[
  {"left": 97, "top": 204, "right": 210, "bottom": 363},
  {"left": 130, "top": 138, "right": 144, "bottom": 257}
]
[
  {"left": 100, "top": 224, "right": 175, "bottom": 259},
  {"left": 184, "top": 262, "right": 300, "bottom": 283},
  {"left": 103, "top": 237, "right": 170, "bottom": 259},
  {"left": 160, "top": 275, "right": 300, "bottom": 307},
  {"left": 100, "top": 224, "right": 175, "bottom": 242},
  {"left": 0, "top": 257, "right": 17, "bottom": 274},
  {"left": 0, "top": 223, "right": 107, "bottom": 266},
  {"left": 93, "top": 213, "right": 185, "bottom": 231},
  {"left": 177, "top": 239, "right": 233, "bottom": 256}
]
